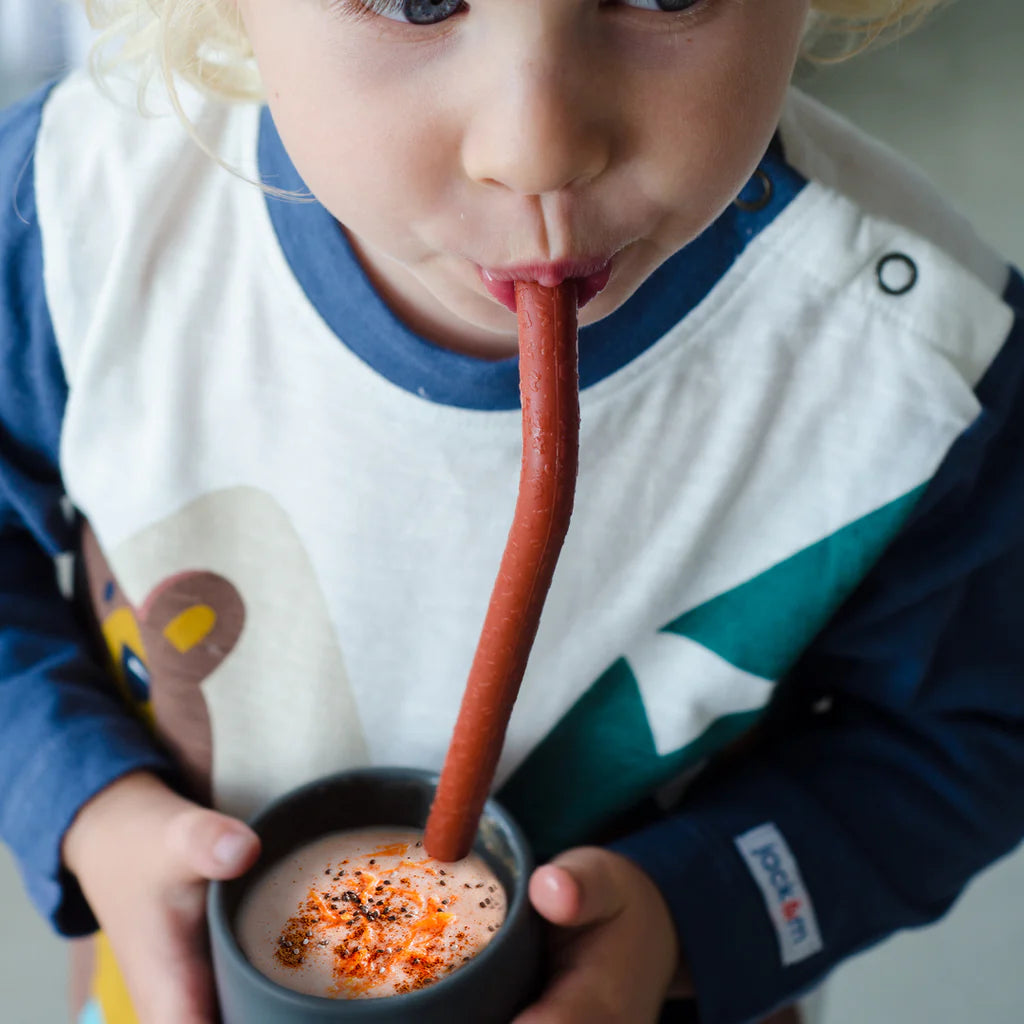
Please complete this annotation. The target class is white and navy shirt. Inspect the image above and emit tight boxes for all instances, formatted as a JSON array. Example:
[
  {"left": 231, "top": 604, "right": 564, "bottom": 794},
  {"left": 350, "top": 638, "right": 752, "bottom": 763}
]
[{"left": 1, "top": 74, "right": 1023, "bottom": 1024}]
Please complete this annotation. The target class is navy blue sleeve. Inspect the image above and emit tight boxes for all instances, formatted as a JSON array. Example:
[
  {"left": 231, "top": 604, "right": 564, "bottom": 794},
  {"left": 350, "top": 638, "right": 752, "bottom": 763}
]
[
  {"left": 0, "top": 86, "right": 176, "bottom": 936},
  {"left": 612, "top": 270, "right": 1024, "bottom": 1024}
]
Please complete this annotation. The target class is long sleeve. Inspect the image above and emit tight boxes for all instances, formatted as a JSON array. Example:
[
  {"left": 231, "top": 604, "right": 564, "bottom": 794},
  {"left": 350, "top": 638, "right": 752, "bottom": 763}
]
[
  {"left": 0, "top": 86, "right": 175, "bottom": 936},
  {"left": 612, "top": 269, "right": 1024, "bottom": 1024}
]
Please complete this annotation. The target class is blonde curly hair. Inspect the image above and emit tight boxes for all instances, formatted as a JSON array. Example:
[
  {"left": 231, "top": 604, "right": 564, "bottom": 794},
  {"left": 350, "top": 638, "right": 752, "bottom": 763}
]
[
  {"left": 806, "top": 0, "right": 950, "bottom": 59},
  {"left": 84, "top": 0, "right": 952, "bottom": 105}
]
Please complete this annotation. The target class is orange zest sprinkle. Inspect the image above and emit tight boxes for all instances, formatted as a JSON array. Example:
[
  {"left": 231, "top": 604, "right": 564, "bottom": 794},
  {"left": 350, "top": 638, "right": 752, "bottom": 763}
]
[
  {"left": 272, "top": 849, "right": 487, "bottom": 998},
  {"left": 397, "top": 858, "right": 435, "bottom": 872},
  {"left": 368, "top": 842, "right": 409, "bottom": 858},
  {"left": 409, "top": 911, "right": 454, "bottom": 942},
  {"left": 308, "top": 890, "right": 346, "bottom": 928}
]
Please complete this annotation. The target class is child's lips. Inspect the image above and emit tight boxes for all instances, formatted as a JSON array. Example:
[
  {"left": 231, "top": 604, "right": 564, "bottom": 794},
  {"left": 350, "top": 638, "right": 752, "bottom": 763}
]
[{"left": 478, "top": 259, "right": 613, "bottom": 312}]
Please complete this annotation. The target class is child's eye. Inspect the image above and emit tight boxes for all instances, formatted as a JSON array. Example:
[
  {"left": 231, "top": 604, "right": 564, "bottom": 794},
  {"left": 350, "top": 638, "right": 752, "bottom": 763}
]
[
  {"left": 353, "top": 0, "right": 465, "bottom": 24},
  {"left": 617, "top": 0, "right": 702, "bottom": 10}
]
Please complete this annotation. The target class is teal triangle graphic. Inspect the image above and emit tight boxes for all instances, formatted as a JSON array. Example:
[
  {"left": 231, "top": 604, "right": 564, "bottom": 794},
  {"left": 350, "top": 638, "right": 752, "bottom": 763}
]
[
  {"left": 663, "top": 487, "right": 925, "bottom": 680},
  {"left": 499, "top": 658, "right": 762, "bottom": 860},
  {"left": 500, "top": 486, "right": 926, "bottom": 859}
]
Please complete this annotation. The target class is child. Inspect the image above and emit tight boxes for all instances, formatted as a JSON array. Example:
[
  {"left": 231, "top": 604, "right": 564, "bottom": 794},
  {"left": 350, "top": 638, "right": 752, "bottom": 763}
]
[{"left": 1, "top": 1, "right": 1022, "bottom": 1022}]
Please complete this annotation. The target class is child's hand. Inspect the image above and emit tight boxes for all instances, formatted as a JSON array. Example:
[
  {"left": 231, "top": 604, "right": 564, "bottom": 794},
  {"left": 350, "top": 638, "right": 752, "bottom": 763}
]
[
  {"left": 62, "top": 771, "right": 260, "bottom": 1024},
  {"left": 513, "top": 846, "right": 686, "bottom": 1024}
]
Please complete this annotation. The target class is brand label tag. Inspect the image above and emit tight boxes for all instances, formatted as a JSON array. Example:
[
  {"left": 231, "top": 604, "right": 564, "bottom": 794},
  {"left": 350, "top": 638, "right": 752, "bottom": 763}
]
[{"left": 735, "top": 823, "right": 823, "bottom": 966}]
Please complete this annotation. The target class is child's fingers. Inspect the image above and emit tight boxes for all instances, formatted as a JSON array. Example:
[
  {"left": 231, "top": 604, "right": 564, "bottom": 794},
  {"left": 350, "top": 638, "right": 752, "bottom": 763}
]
[
  {"left": 108, "top": 876, "right": 218, "bottom": 1024},
  {"left": 511, "top": 907, "right": 658, "bottom": 1024},
  {"left": 120, "top": 912, "right": 214, "bottom": 1024},
  {"left": 528, "top": 864, "right": 582, "bottom": 925},
  {"left": 164, "top": 804, "right": 261, "bottom": 881},
  {"left": 517, "top": 847, "right": 681, "bottom": 1024},
  {"left": 528, "top": 846, "right": 625, "bottom": 928},
  {"left": 103, "top": 807, "right": 240, "bottom": 1024},
  {"left": 62, "top": 774, "right": 259, "bottom": 1023},
  {"left": 116, "top": 809, "right": 255, "bottom": 1024}
]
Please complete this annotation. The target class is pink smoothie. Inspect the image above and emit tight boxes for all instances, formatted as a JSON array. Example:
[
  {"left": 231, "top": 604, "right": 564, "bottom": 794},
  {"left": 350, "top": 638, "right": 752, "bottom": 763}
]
[{"left": 236, "top": 828, "right": 506, "bottom": 999}]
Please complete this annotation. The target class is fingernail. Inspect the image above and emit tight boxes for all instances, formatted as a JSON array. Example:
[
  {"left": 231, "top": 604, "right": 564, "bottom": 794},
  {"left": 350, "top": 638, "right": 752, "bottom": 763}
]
[
  {"left": 213, "top": 831, "right": 250, "bottom": 868},
  {"left": 541, "top": 866, "right": 565, "bottom": 894}
]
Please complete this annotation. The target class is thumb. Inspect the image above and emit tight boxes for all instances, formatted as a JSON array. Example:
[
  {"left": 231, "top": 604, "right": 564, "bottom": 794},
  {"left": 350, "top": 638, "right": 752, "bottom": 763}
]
[
  {"left": 165, "top": 805, "right": 261, "bottom": 882},
  {"left": 528, "top": 846, "right": 625, "bottom": 929}
]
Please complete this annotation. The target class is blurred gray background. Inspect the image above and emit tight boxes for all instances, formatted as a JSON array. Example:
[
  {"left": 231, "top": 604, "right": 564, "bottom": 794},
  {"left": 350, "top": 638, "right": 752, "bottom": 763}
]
[{"left": 1, "top": 0, "right": 1022, "bottom": 1021}]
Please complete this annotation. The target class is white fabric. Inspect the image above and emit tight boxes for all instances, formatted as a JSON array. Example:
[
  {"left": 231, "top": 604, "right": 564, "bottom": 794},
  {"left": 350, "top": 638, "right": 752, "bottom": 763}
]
[{"left": 34, "top": 74, "right": 1014, "bottom": 821}]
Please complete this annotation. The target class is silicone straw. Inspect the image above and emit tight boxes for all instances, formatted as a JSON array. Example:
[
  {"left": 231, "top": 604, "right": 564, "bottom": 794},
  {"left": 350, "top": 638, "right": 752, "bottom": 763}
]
[{"left": 424, "top": 281, "right": 580, "bottom": 862}]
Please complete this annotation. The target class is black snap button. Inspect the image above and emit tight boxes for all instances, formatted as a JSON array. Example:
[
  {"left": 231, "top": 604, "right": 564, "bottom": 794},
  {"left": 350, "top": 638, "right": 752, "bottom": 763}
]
[
  {"left": 734, "top": 169, "right": 774, "bottom": 213},
  {"left": 876, "top": 253, "right": 918, "bottom": 296}
]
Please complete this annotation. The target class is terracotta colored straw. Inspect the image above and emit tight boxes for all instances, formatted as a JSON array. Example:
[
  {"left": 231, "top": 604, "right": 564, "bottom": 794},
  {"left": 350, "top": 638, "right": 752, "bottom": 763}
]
[{"left": 423, "top": 281, "right": 580, "bottom": 862}]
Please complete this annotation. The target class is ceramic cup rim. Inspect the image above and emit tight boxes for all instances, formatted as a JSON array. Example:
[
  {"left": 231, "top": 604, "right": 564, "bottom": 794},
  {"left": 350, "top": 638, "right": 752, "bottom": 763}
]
[{"left": 208, "top": 766, "right": 535, "bottom": 1016}]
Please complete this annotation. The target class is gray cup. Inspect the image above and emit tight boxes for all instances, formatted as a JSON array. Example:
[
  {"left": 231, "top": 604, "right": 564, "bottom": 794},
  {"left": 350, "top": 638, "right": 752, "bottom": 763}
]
[{"left": 208, "top": 768, "right": 542, "bottom": 1023}]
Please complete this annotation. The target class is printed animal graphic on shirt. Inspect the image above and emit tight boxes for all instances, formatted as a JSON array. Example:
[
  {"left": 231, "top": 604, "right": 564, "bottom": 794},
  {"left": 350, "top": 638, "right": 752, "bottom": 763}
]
[
  {"left": 80, "top": 522, "right": 245, "bottom": 805},
  {"left": 77, "top": 486, "right": 369, "bottom": 819},
  {"left": 72, "top": 488, "right": 368, "bottom": 1024}
]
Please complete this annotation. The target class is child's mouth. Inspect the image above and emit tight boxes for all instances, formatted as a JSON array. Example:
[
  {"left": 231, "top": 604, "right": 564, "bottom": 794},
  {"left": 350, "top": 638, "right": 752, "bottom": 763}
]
[{"left": 478, "top": 259, "right": 613, "bottom": 312}]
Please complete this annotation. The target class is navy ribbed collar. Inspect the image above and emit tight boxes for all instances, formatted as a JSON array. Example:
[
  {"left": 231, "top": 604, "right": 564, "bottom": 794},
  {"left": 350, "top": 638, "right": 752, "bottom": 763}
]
[{"left": 259, "top": 108, "right": 805, "bottom": 410}]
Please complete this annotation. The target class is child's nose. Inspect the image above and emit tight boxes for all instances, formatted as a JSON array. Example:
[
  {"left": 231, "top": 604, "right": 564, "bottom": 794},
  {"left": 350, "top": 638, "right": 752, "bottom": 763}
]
[{"left": 461, "top": 51, "right": 612, "bottom": 197}]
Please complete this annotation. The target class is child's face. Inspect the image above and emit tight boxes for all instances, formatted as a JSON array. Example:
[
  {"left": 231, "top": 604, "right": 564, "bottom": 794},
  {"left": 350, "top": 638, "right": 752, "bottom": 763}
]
[{"left": 238, "top": 0, "right": 810, "bottom": 356}]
